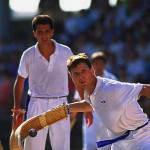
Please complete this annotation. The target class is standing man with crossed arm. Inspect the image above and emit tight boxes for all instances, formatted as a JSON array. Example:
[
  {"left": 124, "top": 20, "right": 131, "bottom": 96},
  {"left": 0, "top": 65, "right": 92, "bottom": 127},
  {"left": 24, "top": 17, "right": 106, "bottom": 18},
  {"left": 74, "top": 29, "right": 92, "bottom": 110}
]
[
  {"left": 67, "top": 53, "right": 150, "bottom": 150},
  {"left": 12, "top": 14, "right": 73, "bottom": 150}
]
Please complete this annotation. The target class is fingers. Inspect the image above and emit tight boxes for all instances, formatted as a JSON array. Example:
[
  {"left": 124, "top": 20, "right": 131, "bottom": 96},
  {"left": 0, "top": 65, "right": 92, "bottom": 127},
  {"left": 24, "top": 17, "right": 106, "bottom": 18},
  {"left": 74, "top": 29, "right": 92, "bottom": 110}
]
[
  {"left": 87, "top": 118, "right": 93, "bottom": 127},
  {"left": 12, "top": 112, "right": 21, "bottom": 129},
  {"left": 11, "top": 109, "right": 26, "bottom": 130},
  {"left": 140, "top": 85, "right": 150, "bottom": 98},
  {"left": 85, "top": 112, "right": 93, "bottom": 127}
]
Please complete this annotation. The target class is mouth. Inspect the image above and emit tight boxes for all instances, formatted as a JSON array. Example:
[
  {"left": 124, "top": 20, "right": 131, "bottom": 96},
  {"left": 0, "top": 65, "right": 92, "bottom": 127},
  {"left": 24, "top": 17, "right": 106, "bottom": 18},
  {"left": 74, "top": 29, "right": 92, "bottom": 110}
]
[
  {"left": 42, "top": 39, "right": 47, "bottom": 41},
  {"left": 80, "top": 81, "right": 86, "bottom": 85}
]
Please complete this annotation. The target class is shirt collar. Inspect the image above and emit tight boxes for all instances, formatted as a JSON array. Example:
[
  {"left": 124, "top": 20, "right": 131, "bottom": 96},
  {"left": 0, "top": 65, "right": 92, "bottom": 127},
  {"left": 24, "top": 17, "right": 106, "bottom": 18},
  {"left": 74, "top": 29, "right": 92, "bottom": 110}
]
[
  {"left": 35, "top": 43, "right": 42, "bottom": 58},
  {"left": 84, "top": 76, "right": 102, "bottom": 101},
  {"left": 91, "top": 76, "right": 102, "bottom": 96},
  {"left": 52, "top": 39, "right": 59, "bottom": 55},
  {"left": 34, "top": 39, "right": 59, "bottom": 58}
]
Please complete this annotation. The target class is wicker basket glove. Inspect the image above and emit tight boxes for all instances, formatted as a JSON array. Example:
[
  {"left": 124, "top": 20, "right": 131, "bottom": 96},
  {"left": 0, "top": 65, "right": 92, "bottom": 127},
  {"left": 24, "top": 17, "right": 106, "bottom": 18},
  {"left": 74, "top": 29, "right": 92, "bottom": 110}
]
[{"left": 14, "top": 103, "right": 69, "bottom": 148}]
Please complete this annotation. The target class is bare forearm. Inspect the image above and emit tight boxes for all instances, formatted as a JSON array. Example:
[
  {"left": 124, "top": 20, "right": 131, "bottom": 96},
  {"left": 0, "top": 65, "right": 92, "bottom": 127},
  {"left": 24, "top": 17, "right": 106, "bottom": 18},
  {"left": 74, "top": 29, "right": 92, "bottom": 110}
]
[
  {"left": 69, "top": 100, "right": 93, "bottom": 112},
  {"left": 13, "top": 75, "right": 25, "bottom": 109}
]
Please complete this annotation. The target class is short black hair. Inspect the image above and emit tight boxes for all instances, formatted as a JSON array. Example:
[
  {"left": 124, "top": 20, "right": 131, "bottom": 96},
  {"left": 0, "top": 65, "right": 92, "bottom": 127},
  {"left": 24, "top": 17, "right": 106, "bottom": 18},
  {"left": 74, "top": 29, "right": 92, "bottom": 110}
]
[
  {"left": 32, "top": 14, "right": 54, "bottom": 31},
  {"left": 67, "top": 53, "right": 92, "bottom": 73}
]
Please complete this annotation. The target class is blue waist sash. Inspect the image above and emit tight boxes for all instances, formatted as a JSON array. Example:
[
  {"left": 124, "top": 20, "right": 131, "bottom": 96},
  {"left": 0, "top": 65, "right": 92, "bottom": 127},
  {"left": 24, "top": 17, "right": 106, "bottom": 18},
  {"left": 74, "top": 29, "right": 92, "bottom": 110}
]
[{"left": 96, "top": 122, "right": 148, "bottom": 148}]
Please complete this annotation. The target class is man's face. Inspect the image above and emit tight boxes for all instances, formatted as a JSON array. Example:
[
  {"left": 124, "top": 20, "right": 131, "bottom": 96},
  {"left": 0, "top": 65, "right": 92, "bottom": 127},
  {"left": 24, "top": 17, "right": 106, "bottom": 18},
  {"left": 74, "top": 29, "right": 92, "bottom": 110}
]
[
  {"left": 33, "top": 24, "right": 54, "bottom": 44},
  {"left": 92, "top": 59, "right": 106, "bottom": 76},
  {"left": 70, "top": 62, "right": 94, "bottom": 89}
]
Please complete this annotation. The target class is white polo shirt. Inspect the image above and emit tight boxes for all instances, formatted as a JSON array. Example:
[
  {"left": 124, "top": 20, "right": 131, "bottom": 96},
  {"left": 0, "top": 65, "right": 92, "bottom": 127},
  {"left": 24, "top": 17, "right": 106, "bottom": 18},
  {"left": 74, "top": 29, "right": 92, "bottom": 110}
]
[
  {"left": 84, "top": 77, "right": 148, "bottom": 134},
  {"left": 18, "top": 40, "right": 73, "bottom": 97}
]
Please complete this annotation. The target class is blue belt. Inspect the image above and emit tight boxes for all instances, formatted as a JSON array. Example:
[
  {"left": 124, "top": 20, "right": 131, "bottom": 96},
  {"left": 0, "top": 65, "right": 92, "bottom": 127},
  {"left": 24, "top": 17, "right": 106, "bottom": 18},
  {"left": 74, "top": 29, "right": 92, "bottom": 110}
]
[{"left": 96, "top": 122, "right": 148, "bottom": 148}]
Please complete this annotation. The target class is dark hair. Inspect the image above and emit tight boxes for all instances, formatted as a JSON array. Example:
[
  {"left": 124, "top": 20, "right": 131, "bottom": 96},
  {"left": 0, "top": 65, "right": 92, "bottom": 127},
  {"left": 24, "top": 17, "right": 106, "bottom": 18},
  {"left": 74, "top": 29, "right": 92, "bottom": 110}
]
[
  {"left": 32, "top": 14, "right": 54, "bottom": 31},
  {"left": 90, "top": 51, "right": 107, "bottom": 63},
  {"left": 67, "top": 53, "right": 92, "bottom": 73}
]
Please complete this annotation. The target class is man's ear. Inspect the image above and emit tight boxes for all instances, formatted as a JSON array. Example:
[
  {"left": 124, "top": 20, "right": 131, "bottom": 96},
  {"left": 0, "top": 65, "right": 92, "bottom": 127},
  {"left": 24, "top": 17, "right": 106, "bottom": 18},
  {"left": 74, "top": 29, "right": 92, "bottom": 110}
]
[
  {"left": 51, "top": 29, "right": 54, "bottom": 36},
  {"left": 91, "top": 66, "right": 95, "bottom": 73},
  {"left": 33, "top": 30, "right": 36, "bottom": 38}
]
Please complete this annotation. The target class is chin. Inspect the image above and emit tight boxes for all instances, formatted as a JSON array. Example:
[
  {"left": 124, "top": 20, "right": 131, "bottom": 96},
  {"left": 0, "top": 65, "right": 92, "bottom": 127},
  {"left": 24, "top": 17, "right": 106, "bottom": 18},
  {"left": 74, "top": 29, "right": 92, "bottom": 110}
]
[{"left": 81, "top": 84, "right": 86, "bottom": 88}]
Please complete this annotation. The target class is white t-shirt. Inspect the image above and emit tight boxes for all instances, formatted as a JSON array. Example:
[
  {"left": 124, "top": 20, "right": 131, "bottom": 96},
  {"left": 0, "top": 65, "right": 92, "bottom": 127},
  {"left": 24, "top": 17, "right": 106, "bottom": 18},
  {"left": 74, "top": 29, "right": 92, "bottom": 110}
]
[
  {"left": 18, "top": 39, "right": 73, "bottom": 97},
  {"left": 84, "top": 77, "right": 148, "bottom": 134}
]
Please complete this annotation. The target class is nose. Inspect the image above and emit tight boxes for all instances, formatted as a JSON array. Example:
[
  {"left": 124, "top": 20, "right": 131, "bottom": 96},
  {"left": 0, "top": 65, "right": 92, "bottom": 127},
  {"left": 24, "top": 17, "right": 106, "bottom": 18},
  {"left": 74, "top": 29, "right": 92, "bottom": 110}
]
[
  {"left": 79, "top": 74, "right": 84, "bottom": 81},
  {"left": 42, "top": 33, "right": 47, "bottom": 38}
]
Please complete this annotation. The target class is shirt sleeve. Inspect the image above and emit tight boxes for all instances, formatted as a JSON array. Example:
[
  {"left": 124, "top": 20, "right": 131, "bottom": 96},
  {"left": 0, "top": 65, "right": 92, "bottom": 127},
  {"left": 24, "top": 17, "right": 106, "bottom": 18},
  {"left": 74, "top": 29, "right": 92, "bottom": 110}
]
[
  {"left": 18, "top": 52, "right": 29, "bottom": 78},
  {"left": 115, "top": 82, "right": 143, "bottom": 105}
]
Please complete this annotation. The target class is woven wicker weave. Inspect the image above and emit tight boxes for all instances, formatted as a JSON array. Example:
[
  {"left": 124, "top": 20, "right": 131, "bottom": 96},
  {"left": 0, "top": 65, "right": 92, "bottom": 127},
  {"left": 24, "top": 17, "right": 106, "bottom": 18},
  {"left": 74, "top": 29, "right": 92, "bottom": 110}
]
[
  {"left": 14, "top": 103, "right": 68, "bottom": 147},
  {"left": 10, "top": 109, "right": 25, "bottom": 150},
  {"left": 0, "top": 141, "right": 4, "bottom": 150},
  {"left": 10, "top": 130, "right": 23, "bottom": 150}
]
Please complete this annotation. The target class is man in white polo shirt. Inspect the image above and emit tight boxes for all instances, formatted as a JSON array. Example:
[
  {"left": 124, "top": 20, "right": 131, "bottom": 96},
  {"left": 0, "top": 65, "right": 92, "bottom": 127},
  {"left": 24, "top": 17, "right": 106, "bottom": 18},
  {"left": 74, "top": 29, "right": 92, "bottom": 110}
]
[
  {"left": 67, "top": 53, "right": 150, "bottom": 150},
  {"left": 74, "top": 52, "right": 118, "bottom": 150},
  {"left": 12, "top": 15, "right": 73, "bottom": 150}
]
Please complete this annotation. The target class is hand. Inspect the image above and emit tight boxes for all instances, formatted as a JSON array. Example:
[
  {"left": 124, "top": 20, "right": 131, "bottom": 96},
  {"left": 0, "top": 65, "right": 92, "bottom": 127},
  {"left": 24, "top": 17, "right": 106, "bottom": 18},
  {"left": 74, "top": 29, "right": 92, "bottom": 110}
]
[
  {"left": 141, "top": 85, "right": 150, "bottom": 98},
  {"left": 12, "top": 108, "right": 26, "bottom": 130},
  {"left": 84, "top": 111, "right": 93, "bottom": 127}
]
